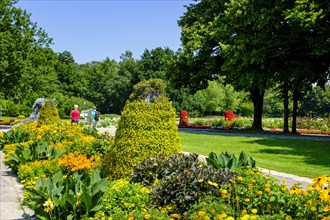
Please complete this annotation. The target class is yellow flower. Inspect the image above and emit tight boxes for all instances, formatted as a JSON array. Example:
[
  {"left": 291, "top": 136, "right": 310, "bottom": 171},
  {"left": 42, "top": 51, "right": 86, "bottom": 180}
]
[
  {"left": 244, "top": 198, "right": 250, "bottom": 203},
  {"left": 313, "top": 175, "right": 330, "bottom": 190},
  {"left": 265, "top": 187, "right": 271, "bottom": 192},
  {"left": 319, "top": 189, "right": 330, "bottom": 202},
  {"left": 172, "top": 213, "right": 180, "bottom": 219},
  {"left": 323, "top": 205, "right": 330, "bottom": 212},
  {"left": 43, "top": 198, "right": 55, "bottom": 213},
  {"left": 216, "top": 214, "right": 223, "bottom": 219},
  {"left": 221, "top": 189, "right": 228, "bottom": 197},
  {"left": 251, "top": 208, "right": 257, "bottom": 214},
  {"left": 203, "top": 216, "right": 210, "bottom": 220},
  {"left": 237, "top": 176, "right": 243, "bottom": 181},
  {"left": 265, "top": 183, "right": 271, "bottom": 188},
  {"left": 128, "top": 217, "right": 134, "bottom": 220},
  {"left": 311, "top": 206, "right": 317, "bottom": 212},
  {"left": 257, "top": 191, "right": 262, "bottom": 195},
  {"left": 208, "top": 181, "right": 218, "bottom": 187},
  {"left": 226, "top": 217, "right": 234, "bottom": 220},
  {"left": 144, "top": 214, "right": 151, "bottom": 219},
  {"left": 198, "top": 210, "right": 206, "bottom": 217}
]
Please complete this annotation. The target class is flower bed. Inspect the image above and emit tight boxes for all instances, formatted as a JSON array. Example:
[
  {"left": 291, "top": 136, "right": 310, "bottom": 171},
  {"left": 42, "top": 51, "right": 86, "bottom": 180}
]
[{"left": 0, "top": 122, "right": 330, "bottom": 219}]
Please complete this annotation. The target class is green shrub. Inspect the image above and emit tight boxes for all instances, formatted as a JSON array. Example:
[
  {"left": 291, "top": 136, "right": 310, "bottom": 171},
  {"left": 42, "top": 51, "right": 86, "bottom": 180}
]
[
  {"left": 104, "top": 79, "right": 181, "bottom": 180},
  {"left": 92, "top": 179, "right": 151, "bottom": 219},
  {"left": 131, "top": 152, "right": 236, "bottom": 213},
  {"left": 151, "top": 163, "right": 236, "bottom": 213},
  {"left": 38, "top": 99, "right": 61, "bottom": 125},
  {"left": 131, "top": 153, "right": 204, "bottom": 186}
]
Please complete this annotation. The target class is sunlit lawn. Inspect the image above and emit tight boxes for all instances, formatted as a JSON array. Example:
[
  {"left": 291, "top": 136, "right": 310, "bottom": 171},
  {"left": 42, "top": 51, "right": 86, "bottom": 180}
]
[{"left": 179, "top": 131, "right": 330, "bottom": 178}]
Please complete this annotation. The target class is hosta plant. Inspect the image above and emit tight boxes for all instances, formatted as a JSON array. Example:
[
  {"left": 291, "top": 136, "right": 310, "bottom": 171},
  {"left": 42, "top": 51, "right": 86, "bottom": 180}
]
[
  {"left": 206, "top": 151, "right": 256, "bottom": 171},
  {"left": 24, "top": 168, "right": 107, "bottom": 220}
]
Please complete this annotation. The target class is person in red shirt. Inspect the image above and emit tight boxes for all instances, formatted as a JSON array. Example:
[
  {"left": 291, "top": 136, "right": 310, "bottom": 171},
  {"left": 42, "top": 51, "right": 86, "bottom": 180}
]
[{"left": 70, "top": 104, "right": 80, "bottom": 124}]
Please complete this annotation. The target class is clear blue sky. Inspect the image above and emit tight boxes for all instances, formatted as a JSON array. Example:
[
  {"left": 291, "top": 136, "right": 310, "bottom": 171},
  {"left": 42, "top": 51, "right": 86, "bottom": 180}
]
[{"left": 17, "top": 0, "right": 193, "bottom": 64}]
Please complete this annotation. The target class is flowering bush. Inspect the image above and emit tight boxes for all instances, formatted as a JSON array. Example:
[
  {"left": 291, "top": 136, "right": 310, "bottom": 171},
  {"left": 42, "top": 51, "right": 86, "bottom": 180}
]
[
  {"left": 179, "top": 110, "right": 190, "bottom": 128},
  {"left": 225, "top": 110, "right": 235, "bottom": 121}
]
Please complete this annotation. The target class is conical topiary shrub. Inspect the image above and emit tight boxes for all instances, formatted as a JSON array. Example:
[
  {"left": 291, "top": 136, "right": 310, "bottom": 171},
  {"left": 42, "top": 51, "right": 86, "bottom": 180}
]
[
  {"left": 104, "top": 78, "right": 182, "bottom": 180},
  {"left": 38, "top": 99, "right": 61, "bottom": 126}
]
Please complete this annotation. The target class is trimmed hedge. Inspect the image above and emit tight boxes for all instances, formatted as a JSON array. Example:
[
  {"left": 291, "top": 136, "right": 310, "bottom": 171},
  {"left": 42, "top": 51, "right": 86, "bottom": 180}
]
[{"left": 104, "top": 79, "right": 181, "bottom": 180}]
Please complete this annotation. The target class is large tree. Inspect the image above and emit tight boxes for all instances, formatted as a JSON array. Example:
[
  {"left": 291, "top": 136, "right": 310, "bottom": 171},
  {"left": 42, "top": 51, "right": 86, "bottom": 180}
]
[
  {"left": 176, "top": 0, "right": 283, "bottom": 129},
  {"left": 283, "top": 0, "right": 330, "bottom": 133},
  {"left": 0, "top": 0, "right": 55, "bottom": 102},
  {"left": 175, "top": 0, "right": 329, "bottom": 131}
]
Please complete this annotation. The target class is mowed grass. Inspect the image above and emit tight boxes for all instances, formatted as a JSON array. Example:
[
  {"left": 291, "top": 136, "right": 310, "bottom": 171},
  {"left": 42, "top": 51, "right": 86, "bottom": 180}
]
[{"left": 179, "top": 132, "right": 330, "bottom": 179}]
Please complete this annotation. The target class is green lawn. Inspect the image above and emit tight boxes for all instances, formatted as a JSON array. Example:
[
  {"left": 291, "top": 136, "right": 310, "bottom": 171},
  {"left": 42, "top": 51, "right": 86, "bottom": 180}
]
[{"left": 179, "top": 132, "right": 330, "bottom": 179}]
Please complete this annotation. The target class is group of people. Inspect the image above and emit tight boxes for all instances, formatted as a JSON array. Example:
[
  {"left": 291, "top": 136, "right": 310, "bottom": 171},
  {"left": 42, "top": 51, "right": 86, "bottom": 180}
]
[{"left": 70, "top": 104, "right": 99, "bottom": 127}]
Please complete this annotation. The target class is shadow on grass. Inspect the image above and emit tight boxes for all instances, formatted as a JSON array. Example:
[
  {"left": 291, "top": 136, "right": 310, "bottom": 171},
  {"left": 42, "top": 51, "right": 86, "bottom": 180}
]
[
  {"left": 179, "top": 128, "right": 330, "bottom": 169},
  {"left": 242, "top": 137, "right": 330, "bottom": 168}
]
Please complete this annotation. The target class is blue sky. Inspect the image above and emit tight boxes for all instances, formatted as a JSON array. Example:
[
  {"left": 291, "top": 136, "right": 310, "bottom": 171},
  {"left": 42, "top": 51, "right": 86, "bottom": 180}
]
[{"left": 17, "top": 0, "right": 192, "bottom": 64}]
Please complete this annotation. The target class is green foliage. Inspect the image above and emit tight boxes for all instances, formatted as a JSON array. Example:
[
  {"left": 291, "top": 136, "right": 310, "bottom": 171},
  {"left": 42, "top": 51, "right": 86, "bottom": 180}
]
[
  {"left": 0, "top": 0, "right": 56, "bottom": 102},
  {"left": 38, "top": 99, "right": 61, "bottom": 125},
  {"left": 185, "top": 196, "right": 235, "bottom": 219},
  {"left": 25, "top": 168, "right": 108, "bottom": 220},
  {"left": 132, "top": 152, "right": 236, "bottom": 214},
  {"left": 92, "top": 179, "right": 151, "bottom": 219},
  {"left": 240, "top": 102, "right": 254, "bottom": 117},
  {"left": 131, "top": 153, "right": 205, "bottom": 186},
  {"left": 18, "top": 159, "right": 61, "bottom": 181},
  {"left": 193, "top": 80, "right": 243, "bottom": 115},
  {"left": 151, "top": 162, "right": 236, "bottom": 213},
  {"left": 0, "top": 127, "right": 30, "bottom": 149},
  {"left": 104, "top": 79, "right": 181, "bottom": 180},
  {"left": 129, "top": 78, "right": 166, "bottom": 102},
  {"left": 206, "top": 151, "right": 256, "bottom": 171},
  {"left": 6, "top": 141, "right": 64, "bottom": 172},
  {"left": 298, "top": 85, "right": 330, "bottom": 118}
]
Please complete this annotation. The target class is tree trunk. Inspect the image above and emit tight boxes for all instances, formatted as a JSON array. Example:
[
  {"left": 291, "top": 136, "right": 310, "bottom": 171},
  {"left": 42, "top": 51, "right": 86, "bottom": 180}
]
[
  {"left": 292, "top": 88, "right": 299, "bottom": 134},
  {"left": 250, "top": 86, "right": 264, "bottom": 130},
  {"left": 283, "top": 84, "right": 289, "bottom": 133}
]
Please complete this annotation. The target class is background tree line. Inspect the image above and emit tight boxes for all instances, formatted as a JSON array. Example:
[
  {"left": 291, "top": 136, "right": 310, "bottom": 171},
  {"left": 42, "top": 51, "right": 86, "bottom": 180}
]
[{"left": 0, "top": 0, "right": 329, "bottom": 131}]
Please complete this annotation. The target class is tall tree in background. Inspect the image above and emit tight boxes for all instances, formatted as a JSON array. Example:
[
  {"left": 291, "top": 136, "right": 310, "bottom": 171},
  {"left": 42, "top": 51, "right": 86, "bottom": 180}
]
[
  {"left": 56, "top": 50, "right": 87, "bottom": 97},
  {"left": 0, "top": 0, "right": 55, "bottom": 102},
  {"left": 84, "top": 57, "right": 119, "bottom": 113},
  {"left": 283, "top": 0, "right": 330, "bottom": 133}
]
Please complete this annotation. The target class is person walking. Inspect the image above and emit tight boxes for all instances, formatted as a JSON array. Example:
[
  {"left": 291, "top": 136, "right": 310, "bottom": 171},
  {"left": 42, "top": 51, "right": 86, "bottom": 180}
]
[
  {"left": 89, "top": 106, "right": 98, "bottom": 128},
  {"left": 70, "top": 104, "right": 80, "bottom": 124}
]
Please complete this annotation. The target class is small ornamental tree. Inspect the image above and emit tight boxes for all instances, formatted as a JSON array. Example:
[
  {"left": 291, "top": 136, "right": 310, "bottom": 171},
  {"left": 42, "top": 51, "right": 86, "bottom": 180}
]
[
  {"left": 224, "top": 110, "right": 235, "bottom": 121},
  {"left": 179, "top": 110, "right": 190, "bottom": 128},
  {"left": 104, "top": 78, "right": 182, "bottom": 180},
  {"left": 38, "top": 99, "right": 60, "bottom": 126}
]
